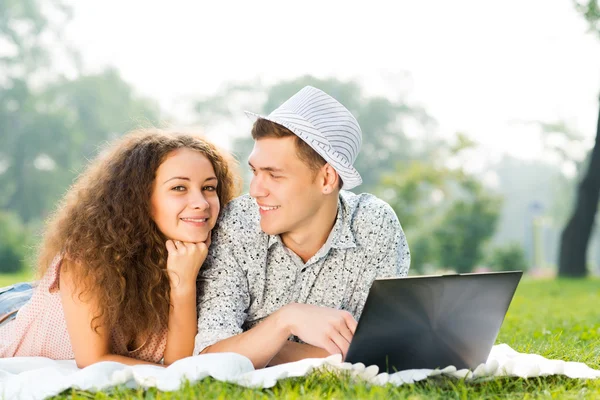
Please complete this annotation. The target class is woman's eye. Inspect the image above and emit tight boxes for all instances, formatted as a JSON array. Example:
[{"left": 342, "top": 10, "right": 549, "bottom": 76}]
[
  {"left": 171, "top": 186, "right": 186, "bottom": 192},
  {"left": 203, "top": 186, "right": 217, "bottom": 191}
]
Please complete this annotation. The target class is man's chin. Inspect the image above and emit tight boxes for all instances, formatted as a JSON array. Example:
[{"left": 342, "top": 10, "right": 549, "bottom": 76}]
[{"left": 260, "top": 222, "right": 283, "bottom": 236}]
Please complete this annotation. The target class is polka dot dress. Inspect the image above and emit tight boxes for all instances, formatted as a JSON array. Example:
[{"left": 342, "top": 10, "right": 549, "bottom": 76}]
[{"left": 0, "top": 257, "right": 167, "bottom": 363}]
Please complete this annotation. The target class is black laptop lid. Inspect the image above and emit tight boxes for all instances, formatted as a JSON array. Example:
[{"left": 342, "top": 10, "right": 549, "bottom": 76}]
[{"left": 345, "top": 271, "right": 522, "bottom": 372}]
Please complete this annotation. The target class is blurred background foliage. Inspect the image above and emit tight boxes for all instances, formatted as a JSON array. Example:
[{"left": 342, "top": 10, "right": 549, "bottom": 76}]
[{"left": 1, "top": 0, "right": 599, "bottom": 278}]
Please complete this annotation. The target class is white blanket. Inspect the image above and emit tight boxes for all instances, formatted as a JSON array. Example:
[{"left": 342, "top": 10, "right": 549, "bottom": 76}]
[{"left": 1, "top": 344, "right": 599, "bottom": 400}]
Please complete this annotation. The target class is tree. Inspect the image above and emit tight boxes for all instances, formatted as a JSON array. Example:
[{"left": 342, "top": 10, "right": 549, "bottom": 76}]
[
  {"left": 381, "top": 134, "right": 502, "bottom": 273},
  {"left": 0, "top": 0, "right": 71, "bottom": 78},
  {"left": 46, "top": 68, "right": 162, "bottom": 160},
  {"left": 490, "top": 155, "right": 570, "bottom": 269},
  {"left": 0, "top": 1, "right": 161, "bottom": 222},
  {"left": 0, "top": 0, "right": 74, "bottom": 222},
  {"left": 0, "top": 211, "right": 33, "bottom": 273},
  {"left": 194, "top": 76, "right": 435, "bottom": 191},
  {"left": 487, "top": 243, "right": 529, "bottom": 272},
  {"left": 0, "top": 70, "right": 161, "bottom": 222},
  {"left": 558, "top": 2, "right": 600, "bottom": 276},
  {"left": 574, "top": 0, "right": 600, "bottom": 29},
  {"left": 432, "top": 180, "right": 502, "bottom": 273}
]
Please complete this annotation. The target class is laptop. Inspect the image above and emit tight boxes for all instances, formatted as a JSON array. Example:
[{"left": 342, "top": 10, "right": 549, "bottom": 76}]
[{"left": 345, "top": 271, "right": 522, "bottom": 372}]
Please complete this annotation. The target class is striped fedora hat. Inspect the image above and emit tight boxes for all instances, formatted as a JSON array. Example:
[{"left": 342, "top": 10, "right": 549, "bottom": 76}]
[{"left": 245, "top": 86, "right": 363, "bottom": 190}]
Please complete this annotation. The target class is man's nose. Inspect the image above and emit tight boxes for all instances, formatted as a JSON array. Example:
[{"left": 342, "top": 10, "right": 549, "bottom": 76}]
[{"left": 249, "top": 175, "right": 268, "bottom": 199}]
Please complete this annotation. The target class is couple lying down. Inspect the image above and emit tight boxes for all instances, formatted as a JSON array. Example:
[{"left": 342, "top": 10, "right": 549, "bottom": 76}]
[{"left": 0, "top": 86, "right": 410, "bottom": 369}]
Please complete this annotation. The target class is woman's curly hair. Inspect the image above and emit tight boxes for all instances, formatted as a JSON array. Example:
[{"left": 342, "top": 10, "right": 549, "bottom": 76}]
[{"left": 37, "top": 129, "right": 241, "bottom": 339}]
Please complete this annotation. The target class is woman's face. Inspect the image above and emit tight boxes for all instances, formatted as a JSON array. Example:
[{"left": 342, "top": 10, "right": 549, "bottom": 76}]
[{"left": 150, "top": 148, "right": 220, "bottom": 243}]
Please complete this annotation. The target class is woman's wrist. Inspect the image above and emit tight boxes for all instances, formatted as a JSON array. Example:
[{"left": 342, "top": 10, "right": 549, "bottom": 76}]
[{"left": 169, "top": 283, "right": 196, "bottom": 299}]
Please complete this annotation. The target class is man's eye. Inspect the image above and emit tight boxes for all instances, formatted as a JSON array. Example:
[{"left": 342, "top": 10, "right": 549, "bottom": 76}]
[{"left": 270, "top": 174, "right": 281, "bottom": 179}]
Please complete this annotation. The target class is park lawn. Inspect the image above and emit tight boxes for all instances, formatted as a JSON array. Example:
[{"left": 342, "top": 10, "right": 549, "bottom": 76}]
[
  {"left": 0, "top": 270, "right": 33, "bottom": 288},
  {"left": 0, "top": 276, "right": 595, "bottom": 399}
]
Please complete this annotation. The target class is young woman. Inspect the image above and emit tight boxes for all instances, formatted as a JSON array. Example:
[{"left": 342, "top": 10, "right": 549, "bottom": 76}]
[{"left": 0, "top": 129, "right": 239, "bottom": 367}]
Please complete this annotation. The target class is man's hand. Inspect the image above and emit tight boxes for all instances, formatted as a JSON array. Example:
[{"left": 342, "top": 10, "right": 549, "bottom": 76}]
[{"left": 281, "top": 303, "right": 358, "bottom": 359}]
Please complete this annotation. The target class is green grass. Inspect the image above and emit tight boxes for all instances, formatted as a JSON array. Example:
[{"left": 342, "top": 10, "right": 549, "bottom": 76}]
[
  {"left": 2, "top": 277, "right": 598, "bottom": 399},
  {"left": 0, "top": 270, "right": 33, "bottom": 287}
]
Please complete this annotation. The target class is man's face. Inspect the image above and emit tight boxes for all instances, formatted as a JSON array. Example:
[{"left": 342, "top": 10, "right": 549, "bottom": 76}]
[{"left": 248, "top": 136, "right": 325, "bottom": 237}]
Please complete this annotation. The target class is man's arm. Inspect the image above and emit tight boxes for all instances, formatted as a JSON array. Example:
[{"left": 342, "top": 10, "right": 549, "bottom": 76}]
[
  {"left": 348, "top": 202, "right": 410, "bottom": 317},
  {"left": 200, "top": 306, "right": 291, "bottom": 367},
  {"left": 265, "top": 201, "right": 411, "bottom": 366},
  {"left": 197, "top": 224, "right": 356, "bottom": 368},
  {"left": 376, "top": 203, "right": 410, "bottom": 278},
  {"left": 196, "top": 212, "right": 302, "bottom": 367},
  {"left": 194, "top": 221, "right": 252, "bottom": 355},
  {"left": 200, "top": 302, "right": 357, "bottom": 368},
  {"left": 268, "top": 341, "right": 329, "bottom": 366}
]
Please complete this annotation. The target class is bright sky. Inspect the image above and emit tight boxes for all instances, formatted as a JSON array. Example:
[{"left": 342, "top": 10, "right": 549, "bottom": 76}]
[{"left": 64, "top": 0, "right": 600, "bottom": 166}]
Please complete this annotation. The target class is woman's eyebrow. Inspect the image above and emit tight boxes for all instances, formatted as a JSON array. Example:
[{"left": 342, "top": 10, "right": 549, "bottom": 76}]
[
  {"left": 163, "top": 176, "right": 190, "bottom": 184},
  {"left": 163, "top": 176, "right": 218, "bottom": 184}
]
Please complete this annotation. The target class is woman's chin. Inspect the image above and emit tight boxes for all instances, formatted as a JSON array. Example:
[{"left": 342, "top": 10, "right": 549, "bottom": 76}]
[
  {"left": 174, "top": 233, "right": 210, "bottom": 244},
  {"left": 165, "top": 225, "right": 213, "bottom": 243}
]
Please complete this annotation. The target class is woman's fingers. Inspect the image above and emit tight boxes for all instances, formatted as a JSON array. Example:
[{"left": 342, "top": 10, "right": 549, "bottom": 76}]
[
  {"left": 168, "top": 237, "right": 211, "bottom": 252},
  {"left": 166, "top": 240, "right": 176, "bottom": 253}
]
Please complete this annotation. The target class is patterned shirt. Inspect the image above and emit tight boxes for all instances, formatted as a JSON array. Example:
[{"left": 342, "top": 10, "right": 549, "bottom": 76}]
[{"left": 193, "top": 190, "right": 410, "bottom": 355}]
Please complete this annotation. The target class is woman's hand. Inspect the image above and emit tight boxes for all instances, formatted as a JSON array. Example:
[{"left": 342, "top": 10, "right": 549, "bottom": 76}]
[
  {"left": 165, "top": 234, "right": 211, "bottom": 292},
  {"left": 163, "top": 235, "right": 211, "bottom": 364}
]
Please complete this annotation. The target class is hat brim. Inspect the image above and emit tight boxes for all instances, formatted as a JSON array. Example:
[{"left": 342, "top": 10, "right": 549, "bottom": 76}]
[{"left": 244, "top": 111, "right": 362, "bottom": 190}]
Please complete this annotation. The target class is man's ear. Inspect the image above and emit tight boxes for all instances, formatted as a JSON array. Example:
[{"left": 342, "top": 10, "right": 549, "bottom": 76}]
[{"left": 321, "top": 163, "right": 339, "bottom": 194}]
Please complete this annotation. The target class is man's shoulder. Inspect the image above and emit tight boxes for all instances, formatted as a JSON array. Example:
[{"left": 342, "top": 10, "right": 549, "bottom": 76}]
[
  {"left": 341, "top": 190, "right": 398, "bottom": 225},
  {"left": 213, "top": 194, "right": 264, "bottom": 240},
  {"left": 220, "top": 194, "right": 258, "bottom": 217}
]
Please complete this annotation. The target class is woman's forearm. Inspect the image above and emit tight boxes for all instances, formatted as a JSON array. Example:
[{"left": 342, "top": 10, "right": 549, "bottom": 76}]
[{"left": 163, "top": 286, "right": 198, "bottom": 365}]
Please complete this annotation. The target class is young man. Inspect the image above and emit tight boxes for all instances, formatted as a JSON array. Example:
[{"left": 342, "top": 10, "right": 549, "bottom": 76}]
[{"left": 194, "top": 86, "right": 410, "bottom": 368}]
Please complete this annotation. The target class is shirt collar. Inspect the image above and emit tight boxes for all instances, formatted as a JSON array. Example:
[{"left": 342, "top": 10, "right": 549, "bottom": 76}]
[
  {"left": 267, "top": 233, "right": 282, "bottom": 249},
  {"left": 266, "top": 194, "right": 357, "bottom": 251}
]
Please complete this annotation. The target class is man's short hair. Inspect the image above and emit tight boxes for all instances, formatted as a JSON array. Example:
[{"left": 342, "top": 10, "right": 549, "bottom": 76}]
[{"left": 251, "top": 118, "right": 344, "bottom": 188}]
